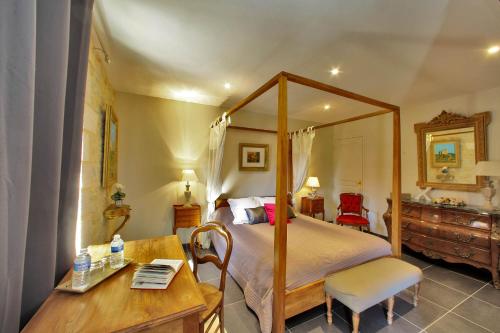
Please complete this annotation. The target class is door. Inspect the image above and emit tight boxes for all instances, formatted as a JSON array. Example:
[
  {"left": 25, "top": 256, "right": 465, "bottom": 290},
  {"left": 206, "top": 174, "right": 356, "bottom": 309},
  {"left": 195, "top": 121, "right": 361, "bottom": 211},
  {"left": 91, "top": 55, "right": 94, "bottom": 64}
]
[{"left": 333, "top": 137, "right": 364, "bottom": 199}]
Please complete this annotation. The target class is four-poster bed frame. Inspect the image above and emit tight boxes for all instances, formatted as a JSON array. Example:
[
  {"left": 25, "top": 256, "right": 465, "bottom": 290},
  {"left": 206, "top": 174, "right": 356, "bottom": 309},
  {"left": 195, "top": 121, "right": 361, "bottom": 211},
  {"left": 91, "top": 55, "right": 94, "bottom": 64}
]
[{"left": 212, "top": 71, "right": 401, "bottom": 333}]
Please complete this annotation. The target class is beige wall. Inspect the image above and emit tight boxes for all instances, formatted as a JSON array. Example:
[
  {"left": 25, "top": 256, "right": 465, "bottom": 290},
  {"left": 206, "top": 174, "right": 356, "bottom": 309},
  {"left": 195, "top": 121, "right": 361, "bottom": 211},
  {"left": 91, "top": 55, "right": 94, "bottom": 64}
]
[
  {"left": 222, "top": 112, "right": 315, "bottom": 198},
  {"left": 303, "top": 115, "right": 393, "bottom": 234},
  {"left": 80, "top": 31, "right": 117, "bottom": 247},
  {"left": 315, "top": 85, "right": 500, "bottom": 237},
  {"left": 115, "top": 92, "right": 315, "bottom": 242},
  {"left": 115, "top": 93, "right": 220, "bottom": 243}
]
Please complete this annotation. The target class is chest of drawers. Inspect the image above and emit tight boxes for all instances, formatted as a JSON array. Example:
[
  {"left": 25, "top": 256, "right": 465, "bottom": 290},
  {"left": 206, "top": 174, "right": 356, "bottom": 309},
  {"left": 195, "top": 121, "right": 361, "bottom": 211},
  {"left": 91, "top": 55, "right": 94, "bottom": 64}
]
[{"left": 384, "top": 199, "right": 500, "bottom": 289}]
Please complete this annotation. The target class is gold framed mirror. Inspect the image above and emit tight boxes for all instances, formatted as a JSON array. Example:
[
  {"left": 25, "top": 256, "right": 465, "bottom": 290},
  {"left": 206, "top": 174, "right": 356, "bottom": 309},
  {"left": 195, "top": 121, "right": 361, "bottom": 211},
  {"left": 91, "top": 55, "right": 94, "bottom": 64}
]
[{"left": 415, "top": 111, "right": 490, "bottom": 192}]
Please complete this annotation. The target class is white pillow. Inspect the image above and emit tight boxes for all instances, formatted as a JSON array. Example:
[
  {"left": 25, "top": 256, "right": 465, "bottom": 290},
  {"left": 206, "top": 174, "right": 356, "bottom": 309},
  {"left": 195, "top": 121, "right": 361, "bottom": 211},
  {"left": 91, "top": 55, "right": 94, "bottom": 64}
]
[
  {"left": 256, "top": 196, "right": 275, "bottom": 206},
  {"left": 227, "top": 197, "right": 260, "bottom": 224}
]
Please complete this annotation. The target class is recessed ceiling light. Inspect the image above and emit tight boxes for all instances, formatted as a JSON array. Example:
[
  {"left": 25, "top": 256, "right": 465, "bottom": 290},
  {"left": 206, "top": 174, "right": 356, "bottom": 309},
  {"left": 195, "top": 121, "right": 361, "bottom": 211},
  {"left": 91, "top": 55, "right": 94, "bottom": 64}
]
[
  {"left": 224, "top": 82, "right": 232, "bottom": 89},
  {"left": 330, "top": 67, "right": 340, "bottom": 76},
  {"left": 323, "top": 104, "right": 331, "bottom": 110},
  {"left": 487, "top": 45, "right": 500, "bottom": 55}
]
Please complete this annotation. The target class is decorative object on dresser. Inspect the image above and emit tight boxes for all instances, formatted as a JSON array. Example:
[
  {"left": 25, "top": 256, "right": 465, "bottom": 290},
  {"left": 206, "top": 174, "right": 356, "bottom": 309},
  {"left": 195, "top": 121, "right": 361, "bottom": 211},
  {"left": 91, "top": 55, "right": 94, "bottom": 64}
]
[
  {"left": 384, "top": 198, "right": 499, "bottom": 288},
  {"left": 173, "top": 204, "right": 201, "bottom": 236},
  {"left": 415, "top": 110, "right": 490, "bottom": 192},
  {"left": 305, "top": 176, "right": 320, "bottom": 197},
  {"left": 475, "top": 161, "right": 500, "bottom": 209},
  {"left": 181, "top": 169, "right": 198, "bottom": 207},
  {"left": 301, "top": 196, "right": 325, "bottom": 220},
  {"left": 103, "top": 203, "right": 131, "bottom": 242},
  {"left": 110, "top": 182, "right": 126, "bottom": 206},
  {"left": 239, "top": 143, "right": 269, "bottom": 171},
  {"left": 336, "top": 193, "right": 370, "bottom": 232}
]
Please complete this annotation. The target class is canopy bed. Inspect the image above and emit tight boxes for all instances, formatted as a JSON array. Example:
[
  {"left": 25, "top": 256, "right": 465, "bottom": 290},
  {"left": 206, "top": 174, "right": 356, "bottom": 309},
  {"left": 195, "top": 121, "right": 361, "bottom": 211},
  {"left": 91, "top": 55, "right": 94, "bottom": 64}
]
[{"left": 206, "top": 71, "right": 401, "bottom": 333}]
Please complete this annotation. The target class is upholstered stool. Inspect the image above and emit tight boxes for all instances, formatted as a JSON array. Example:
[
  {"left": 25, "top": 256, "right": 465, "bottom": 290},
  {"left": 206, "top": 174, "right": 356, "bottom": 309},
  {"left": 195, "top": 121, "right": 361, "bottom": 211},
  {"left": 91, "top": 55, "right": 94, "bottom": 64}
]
[{"left": 324, "top": 257, "right": 423, "bottom": 333}]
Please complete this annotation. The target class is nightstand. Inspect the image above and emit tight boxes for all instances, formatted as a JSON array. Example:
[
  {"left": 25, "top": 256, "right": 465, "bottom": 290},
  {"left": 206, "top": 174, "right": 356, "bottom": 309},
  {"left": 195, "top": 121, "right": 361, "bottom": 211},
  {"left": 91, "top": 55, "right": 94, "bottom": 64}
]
[
  {"left": 301, "top": 196, "right": 325, "bottom": 220},
  {"left": 173, "top": 204, "right": 201, "bottom": 235}
]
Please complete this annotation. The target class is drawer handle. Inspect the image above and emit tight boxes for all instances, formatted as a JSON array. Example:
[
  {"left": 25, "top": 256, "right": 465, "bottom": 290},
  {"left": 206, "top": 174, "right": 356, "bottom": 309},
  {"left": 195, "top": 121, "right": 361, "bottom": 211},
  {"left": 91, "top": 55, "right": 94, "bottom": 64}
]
[
  {"left": 453, "top": 247, "right": 475, "bottom": 259},
  {"left": 423, "top": 249, "right": 443, "bottom": 260},
  {"left": 403, "top": 207, "right": 412, "bottom": 214},
  {"left": 454, "top": 232, "right": 475, "bottom": 243},
  {"left": 454, "top": 216, "right": 474, "bottom": 226}
]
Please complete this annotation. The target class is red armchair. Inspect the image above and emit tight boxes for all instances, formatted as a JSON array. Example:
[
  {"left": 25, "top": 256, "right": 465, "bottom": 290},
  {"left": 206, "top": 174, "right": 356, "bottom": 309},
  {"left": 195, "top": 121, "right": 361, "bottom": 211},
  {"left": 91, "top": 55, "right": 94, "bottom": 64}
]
[{"left": 336, "top": 193, "right": 370, "bottom": 232}]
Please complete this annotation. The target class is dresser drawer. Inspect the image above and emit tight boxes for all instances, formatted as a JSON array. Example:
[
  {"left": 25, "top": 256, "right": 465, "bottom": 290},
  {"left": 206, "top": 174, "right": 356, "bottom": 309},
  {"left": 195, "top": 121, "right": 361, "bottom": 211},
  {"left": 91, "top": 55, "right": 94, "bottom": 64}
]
[
  {"left": 421, "top": 207, "right": 442, "bottom": 223},
  {"left": 441, "top": 211, "right": 491, "bottom": 230},
  {"left": 311, "top": 199, "right": 324, "bottom": 211},
  {"left": 403, "top": 231, "right": 491, "bottom": 265},
  {"left": 404, "top": 219, "right": 490, "bottom": 249},
  {"left": 402, "top": 204, "right": 421, "bottom": 219}
]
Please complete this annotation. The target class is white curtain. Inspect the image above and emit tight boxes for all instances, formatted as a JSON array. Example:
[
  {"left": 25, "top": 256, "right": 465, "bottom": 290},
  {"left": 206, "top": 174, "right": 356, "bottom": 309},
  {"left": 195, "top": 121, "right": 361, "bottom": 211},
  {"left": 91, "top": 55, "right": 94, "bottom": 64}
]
[
  {"left": 291, "top": 127, "right": 315, "bottom": 194},
  {"left": 205, "top": 113, "right": 230, "bottom": 246}
]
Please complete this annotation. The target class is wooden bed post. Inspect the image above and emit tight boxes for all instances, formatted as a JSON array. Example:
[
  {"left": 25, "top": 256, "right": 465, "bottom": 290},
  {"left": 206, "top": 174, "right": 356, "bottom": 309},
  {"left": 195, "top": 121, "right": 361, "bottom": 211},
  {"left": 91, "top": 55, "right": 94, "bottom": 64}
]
[
  {"left": 273, "top": 73, "right": 288, "bottom": 333},
  {"left": 391, "top": 109, "right": 402, "bottom": 257}
]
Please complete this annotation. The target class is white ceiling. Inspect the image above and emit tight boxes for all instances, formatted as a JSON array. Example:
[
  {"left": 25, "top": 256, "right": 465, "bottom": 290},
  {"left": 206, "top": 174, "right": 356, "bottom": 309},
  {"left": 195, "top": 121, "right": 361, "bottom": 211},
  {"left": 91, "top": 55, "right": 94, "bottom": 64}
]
[{"left": 94, "top": 0, "right": 500, "bottom": 122}]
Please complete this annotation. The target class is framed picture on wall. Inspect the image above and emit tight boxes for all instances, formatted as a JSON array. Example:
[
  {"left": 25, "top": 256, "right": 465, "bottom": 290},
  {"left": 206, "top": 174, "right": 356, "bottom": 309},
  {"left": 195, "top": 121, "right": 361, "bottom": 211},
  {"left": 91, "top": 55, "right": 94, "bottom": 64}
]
[
  {"left": 239, "top": 143, "right": 269, "bottom": 171},
  {"left": 102, "top": 105, "right": 118, "bottom": 189},
  {"left": 430, "top": 139, "right": 461, "bottom": 168}
]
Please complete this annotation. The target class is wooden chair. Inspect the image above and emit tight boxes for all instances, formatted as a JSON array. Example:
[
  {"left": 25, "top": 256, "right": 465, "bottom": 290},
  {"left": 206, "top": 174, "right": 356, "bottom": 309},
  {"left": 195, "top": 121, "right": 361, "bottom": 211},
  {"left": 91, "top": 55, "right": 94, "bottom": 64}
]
[
  {"left": 190, "top": 221, "right": 233, "bottom": 333},
  {"left": 336, "top": 193, "right": 370, "bottom": 232}
]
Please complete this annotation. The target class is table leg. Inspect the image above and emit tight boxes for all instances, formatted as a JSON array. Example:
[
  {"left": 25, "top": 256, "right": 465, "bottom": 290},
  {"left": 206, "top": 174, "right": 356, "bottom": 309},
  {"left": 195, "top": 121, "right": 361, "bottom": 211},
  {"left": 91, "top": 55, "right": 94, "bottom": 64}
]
[
  {"left": 352, "top": 312, "right": 360, "bottom": 333},
  {"left": 387, "top": 296, "right": 394, "bottom": 325},
  {"left": 326, "top": 294, "right": 333, "bottom": 325}
]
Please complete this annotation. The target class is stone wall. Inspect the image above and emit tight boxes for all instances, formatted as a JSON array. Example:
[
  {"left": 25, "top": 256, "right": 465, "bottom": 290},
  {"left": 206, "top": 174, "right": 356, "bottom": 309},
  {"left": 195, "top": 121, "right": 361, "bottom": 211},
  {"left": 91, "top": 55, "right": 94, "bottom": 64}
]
[{"left": 80, "top": 30, "right": 117, "bottom": 247}]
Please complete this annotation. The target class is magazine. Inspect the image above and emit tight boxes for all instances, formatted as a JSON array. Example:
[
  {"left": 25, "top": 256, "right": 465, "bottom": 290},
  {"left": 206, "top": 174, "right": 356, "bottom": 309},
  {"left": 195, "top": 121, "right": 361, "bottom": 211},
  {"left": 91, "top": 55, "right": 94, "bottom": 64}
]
[{"left": 131, "top": 259, "right": 184, "bottom": 290}]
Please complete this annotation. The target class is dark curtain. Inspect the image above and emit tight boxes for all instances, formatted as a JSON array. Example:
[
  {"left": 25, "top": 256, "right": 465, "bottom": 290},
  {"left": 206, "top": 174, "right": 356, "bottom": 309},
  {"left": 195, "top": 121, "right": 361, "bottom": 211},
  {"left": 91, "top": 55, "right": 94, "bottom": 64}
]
[{"left": 0, "top": 0, "right": 94, "bottom": 331}]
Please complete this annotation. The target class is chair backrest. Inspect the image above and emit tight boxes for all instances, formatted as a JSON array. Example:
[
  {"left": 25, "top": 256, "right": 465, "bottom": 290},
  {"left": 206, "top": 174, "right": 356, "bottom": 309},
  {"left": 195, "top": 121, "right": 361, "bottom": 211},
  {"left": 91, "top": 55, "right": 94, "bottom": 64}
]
[
  {"left": 339, "top": 193, "right": 364, "bottom": 215},
  {"left": 190, "top": 222, "right": 233, "bottom": 292}
]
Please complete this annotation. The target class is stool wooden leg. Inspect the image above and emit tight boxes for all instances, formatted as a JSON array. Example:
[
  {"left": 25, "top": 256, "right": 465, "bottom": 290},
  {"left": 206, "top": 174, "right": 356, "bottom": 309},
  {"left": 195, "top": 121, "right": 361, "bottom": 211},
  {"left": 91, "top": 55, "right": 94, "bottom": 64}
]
[
  {"left": 352, "top": 312, "right": 360, "bottom": 333},
  {"left": 387, "top": 296, "right": 394, "bottom": 325},
  {"left": 325, "top": 294, "right": 333, "bottom": 325},
  {"left": 413, "top": 282, "right": 420, "bottom": 307}
]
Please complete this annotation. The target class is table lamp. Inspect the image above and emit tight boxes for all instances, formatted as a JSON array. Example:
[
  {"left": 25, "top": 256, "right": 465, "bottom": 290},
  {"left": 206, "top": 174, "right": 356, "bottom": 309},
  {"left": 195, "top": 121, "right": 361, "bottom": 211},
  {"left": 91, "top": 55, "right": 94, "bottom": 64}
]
[
  {"left": 475, "top": 161, "right": 500, "bottom": 209},
  {"left": 181, "top": 169, "right": 198, "bottom": 207},
  {"left": 306, "top": 176, "right": 320, "bottom": 197}
]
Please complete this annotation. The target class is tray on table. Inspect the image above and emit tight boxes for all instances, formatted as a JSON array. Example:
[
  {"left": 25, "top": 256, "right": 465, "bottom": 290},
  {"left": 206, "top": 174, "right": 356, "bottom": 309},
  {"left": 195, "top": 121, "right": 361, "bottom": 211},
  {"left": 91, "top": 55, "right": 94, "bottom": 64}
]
[{"left": 55, "top": 258, "right": 133, "bottom": 293}]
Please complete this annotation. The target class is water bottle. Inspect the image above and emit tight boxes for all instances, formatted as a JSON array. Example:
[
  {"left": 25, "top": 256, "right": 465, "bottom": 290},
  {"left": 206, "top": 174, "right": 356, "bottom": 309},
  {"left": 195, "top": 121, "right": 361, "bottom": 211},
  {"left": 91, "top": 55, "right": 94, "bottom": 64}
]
[
  {"left": 72, "top": 248, "right": 91, "bottom": 289},
  {"left": 110, "top": 234, "right": 124, "bottom": 269}
]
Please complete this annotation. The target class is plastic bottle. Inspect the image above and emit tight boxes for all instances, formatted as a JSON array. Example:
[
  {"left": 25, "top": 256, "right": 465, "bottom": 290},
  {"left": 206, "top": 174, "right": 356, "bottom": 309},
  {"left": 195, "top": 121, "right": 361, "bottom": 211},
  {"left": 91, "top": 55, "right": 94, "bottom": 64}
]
[
  {"left": 72, "top": 248, "right": 91, "bottom": 289},
  {"left": 110, "top": 234, "right": 124, "bottom": 269}
]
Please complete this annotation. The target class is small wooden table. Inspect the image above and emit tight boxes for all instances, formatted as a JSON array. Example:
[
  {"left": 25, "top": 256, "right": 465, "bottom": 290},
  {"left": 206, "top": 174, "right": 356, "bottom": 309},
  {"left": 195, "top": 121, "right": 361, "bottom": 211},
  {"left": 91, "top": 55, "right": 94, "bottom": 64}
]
[
  {"left": 301, "top": 196, "right": 325, "bottom": 220},
  {"left": 173, "top": 204, "right": 201, "bottom": 235},
  {"left": 23, "top": 236, "right": 206, "bottom": 333}
]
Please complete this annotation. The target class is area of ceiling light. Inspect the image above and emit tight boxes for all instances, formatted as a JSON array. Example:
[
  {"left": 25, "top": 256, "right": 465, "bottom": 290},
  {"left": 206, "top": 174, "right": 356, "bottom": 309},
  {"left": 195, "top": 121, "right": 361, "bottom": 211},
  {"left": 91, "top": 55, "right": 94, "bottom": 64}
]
[
  {"left": 330, "top": 67, "right": 340, "bottom": 76},
  {"left": 323, "top": 104, "right": 331, "bottom": 111},
  {"left": 224, "top": 82, "right": 232, "bottom": 89},
  {"left": 172, "top": 89, "right": 202, "bottom": 102},
  {"left": 487, "top": 45, "right": 499, "bottom": 55}
]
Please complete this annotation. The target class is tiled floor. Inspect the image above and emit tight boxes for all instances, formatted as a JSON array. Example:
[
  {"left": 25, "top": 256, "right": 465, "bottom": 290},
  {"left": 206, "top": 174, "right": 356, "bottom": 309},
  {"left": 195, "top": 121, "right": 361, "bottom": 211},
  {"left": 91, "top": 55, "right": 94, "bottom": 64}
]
[{"left": 184, "top": 246, "right": 500, "bottom": 333}]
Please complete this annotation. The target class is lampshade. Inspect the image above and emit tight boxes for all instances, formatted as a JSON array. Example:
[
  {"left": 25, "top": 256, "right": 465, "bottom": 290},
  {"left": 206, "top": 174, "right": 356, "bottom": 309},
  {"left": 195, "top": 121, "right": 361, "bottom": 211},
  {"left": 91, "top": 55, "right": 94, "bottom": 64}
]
[
  {"left": 306, "top": 176, "right": 320, "bottom": 188},
  {"left": 181, "top": 169, "right": 198, "bottom": 182},
  {"left": 475, "top": 161, "right": 500, "bottom": 177}
]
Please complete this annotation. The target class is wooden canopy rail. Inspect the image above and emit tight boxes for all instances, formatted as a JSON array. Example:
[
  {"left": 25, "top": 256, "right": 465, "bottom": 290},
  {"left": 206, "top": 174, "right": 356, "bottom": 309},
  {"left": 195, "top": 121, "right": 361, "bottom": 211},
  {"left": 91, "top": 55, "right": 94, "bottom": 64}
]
[{"left": 211, "top": 71, "right": 401, "bottom": 333}]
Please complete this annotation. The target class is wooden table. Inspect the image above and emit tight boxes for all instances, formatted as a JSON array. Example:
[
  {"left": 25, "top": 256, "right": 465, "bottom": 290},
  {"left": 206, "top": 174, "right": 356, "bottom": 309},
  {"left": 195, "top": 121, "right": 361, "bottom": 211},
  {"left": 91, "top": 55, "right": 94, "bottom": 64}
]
[
  {"left": 301, "top": 196, "right": 325, "bottom": 220},
  {"left": 23, "top": 236, "right": 207, "bottom": 333}
]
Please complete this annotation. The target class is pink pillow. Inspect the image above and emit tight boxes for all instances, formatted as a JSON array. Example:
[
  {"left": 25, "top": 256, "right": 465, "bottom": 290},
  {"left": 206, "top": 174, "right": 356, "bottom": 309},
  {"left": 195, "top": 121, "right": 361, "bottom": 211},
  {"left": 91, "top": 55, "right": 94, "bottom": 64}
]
[{"left": 264, "top": 204, "right": 291, "bottom": 225}]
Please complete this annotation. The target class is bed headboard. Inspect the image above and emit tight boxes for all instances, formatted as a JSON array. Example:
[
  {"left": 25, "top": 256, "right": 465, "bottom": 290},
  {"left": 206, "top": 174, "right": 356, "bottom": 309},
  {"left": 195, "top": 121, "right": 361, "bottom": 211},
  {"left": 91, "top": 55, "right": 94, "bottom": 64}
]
[{"left": 215, "top": 193, "right": 293, "bottom": 210}]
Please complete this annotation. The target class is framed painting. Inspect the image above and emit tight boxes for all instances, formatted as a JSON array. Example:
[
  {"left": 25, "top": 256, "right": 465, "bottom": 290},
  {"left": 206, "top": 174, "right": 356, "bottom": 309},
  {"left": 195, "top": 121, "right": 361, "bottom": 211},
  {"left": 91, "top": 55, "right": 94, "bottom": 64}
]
[
  {"left": 430, "top": 140, "right": 461, "bottom": 168},
  {"left": 102, "top": 106, "right": 118, "bottom": 189},
  {"left": 239, "top": 143, "right": 269, "bottom": 171}
]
